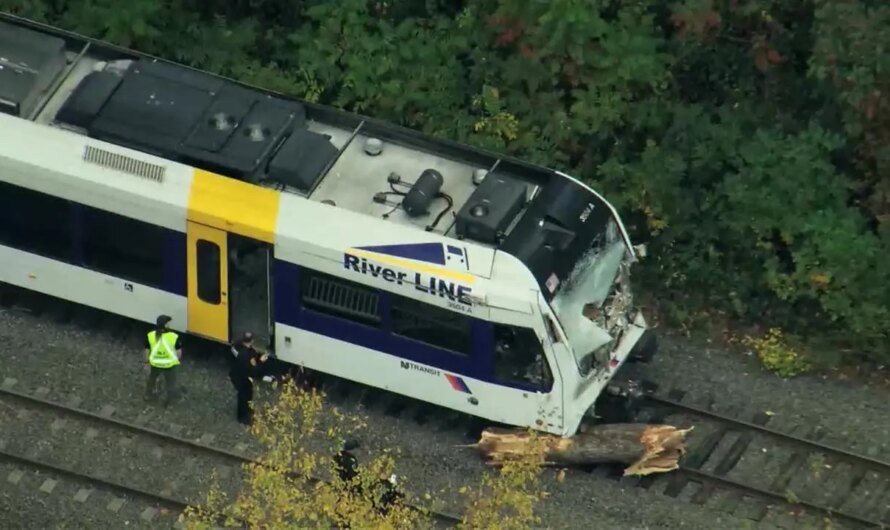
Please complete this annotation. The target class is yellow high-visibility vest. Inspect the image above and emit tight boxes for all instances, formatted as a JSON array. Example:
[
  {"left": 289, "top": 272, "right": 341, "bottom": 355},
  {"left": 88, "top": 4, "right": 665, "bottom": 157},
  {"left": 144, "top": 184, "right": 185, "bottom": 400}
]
[{"left": 147, "top": 330, "right": 180, "bottom": 369}]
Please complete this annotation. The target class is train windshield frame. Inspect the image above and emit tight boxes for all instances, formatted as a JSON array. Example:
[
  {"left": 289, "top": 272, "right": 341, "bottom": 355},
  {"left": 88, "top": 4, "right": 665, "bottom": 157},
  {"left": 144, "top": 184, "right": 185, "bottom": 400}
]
[{"left": 550, "top": 218, "right": 628, "bottom": 377}]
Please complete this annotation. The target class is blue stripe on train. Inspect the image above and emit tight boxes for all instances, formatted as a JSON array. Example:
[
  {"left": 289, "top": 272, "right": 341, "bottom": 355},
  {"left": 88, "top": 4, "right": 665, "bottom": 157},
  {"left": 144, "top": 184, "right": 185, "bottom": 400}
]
[
  {"left": 273, "top": 259, "right": 499, "bottom": 385},
  {"left": 164, "top": 230, "right": 187, "bottom": 296},
  {"left": 272, "top": 260, "right": 547, "bottom": 394}
]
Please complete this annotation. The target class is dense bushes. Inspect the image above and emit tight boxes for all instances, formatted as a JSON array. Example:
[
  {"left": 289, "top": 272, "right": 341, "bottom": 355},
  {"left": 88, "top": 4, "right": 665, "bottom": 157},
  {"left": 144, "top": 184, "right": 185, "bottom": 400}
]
[{"left": 3, "top": 0, "right": 887, "bottom": 362}]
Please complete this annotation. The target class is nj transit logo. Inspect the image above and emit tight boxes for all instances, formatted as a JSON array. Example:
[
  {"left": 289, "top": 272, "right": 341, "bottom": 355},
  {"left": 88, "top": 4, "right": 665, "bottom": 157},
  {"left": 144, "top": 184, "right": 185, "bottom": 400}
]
[{"left": 343, "top": 243, "right": 475, "bottom": 306}]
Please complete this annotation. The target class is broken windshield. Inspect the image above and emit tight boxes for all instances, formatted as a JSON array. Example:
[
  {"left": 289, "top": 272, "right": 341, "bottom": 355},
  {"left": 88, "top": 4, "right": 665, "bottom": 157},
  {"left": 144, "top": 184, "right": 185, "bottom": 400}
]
[{"left": 550, "top": 219, "right": 627, "bottom": 376}]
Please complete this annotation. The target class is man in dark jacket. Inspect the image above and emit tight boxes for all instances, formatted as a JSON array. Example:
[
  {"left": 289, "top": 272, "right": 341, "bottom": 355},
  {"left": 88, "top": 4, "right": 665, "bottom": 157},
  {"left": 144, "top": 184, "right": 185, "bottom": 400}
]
[
  {"left": 371, "top": 473, "right": 404, "bottom": 516},
  {"left": 333, "top": 439, "right": 360, "bottom": 486},
  {"left": 229, "top": 332, "right": 267, "bottom": 425},
  {"left": 330, "top": 439, "right": 361, "bottom": 529},
  {"left": 330, "top": 441, "right": 403, "bottom": 526}
]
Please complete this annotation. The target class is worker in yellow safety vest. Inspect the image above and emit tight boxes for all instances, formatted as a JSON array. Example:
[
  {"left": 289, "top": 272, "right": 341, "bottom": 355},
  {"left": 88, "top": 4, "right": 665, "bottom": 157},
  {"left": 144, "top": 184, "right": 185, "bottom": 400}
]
[{"left": 144, "top": 314, "right": 182, "bottom": 407}]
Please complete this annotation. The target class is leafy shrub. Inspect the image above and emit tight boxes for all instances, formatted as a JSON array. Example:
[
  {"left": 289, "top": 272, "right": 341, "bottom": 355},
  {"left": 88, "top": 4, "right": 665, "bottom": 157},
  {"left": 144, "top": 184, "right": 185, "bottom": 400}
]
[
  {"left": 179, "top": 378, "right": 423, "bottom": 529},
  {"left": 179, "top": 378, "right": 547, "bottom": 529},
  {"left": 743, "top": 328, "right": 811, "bottom": 378},
  {"left": 458, "top": 430, "right": 548, "bottom": 530}
]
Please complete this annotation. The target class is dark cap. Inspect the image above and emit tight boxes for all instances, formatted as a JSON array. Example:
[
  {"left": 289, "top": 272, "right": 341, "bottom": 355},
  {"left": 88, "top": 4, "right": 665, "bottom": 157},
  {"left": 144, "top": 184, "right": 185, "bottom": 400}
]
[
  {"left": 342, "top": 439, "right": 360, "bottom": 452},
  {"left": 156, "top": 315, "right": 172, "bottom": 328},
  {"left": 242, "top": 331, "right": 254, "bottom": 343}
]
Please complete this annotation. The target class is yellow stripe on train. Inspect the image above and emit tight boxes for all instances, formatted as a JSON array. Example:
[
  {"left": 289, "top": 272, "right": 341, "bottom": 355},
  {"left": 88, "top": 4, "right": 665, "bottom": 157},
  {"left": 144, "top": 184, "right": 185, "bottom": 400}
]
[{"left": 186, "top": 169, "right": 280, "bottom": 243}]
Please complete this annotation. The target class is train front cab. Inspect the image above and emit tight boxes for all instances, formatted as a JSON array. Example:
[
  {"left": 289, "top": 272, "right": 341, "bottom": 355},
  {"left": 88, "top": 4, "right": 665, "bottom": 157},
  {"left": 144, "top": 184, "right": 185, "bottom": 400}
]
[{"left": 483, "top": 299, "right": 566, "bottom": 435}]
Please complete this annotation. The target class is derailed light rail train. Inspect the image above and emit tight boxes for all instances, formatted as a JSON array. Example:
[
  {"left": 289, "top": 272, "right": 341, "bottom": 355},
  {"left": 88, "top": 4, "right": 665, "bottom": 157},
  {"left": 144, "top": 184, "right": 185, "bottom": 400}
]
[{"left": 0, "top": 14, "right": 656, "bottom": 436}]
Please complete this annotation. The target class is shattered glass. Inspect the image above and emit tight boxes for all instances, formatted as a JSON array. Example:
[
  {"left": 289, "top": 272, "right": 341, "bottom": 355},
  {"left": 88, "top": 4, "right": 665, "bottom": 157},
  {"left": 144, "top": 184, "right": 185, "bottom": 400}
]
[{"left": 551, "top": 219, "right": 634, "bottom": 376}]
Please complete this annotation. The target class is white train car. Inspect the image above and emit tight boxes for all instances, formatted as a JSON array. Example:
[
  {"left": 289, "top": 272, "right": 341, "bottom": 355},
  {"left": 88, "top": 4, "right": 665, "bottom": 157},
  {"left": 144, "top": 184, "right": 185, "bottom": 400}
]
[{"left": 0, "top": 14, "right": 656, "bottom": 436}]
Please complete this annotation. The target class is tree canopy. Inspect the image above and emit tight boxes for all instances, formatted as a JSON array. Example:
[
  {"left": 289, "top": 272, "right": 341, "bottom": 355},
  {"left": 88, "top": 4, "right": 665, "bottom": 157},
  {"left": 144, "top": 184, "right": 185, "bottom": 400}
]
[{"left": 4, "top": 0, "right": 888, "bottom": 365}]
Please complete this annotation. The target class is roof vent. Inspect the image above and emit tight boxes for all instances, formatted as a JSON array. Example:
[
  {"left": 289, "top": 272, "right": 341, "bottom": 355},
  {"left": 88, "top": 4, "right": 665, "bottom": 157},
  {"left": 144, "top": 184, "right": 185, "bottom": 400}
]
[
  {"left": 364, "top": 138, "right": 383, "bottom": 156},
  {"left": 244, "top": 123, "right": 269, "bottom": 142},
  {"left": 210, "top": 112, "right": 235, "bottom": 131},
  {"left": 83, "top": 145, "right": 166, "bottom": 182},
  {"left": 472, "top": 169, "right": 487, "bottom": 185}
]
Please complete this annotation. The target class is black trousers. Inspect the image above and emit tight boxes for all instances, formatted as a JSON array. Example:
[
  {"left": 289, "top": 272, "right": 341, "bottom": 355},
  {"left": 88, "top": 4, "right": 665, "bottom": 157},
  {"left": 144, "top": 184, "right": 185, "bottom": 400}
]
[
  {"left": 232, "top": 377, "right": 253, "bottom": 424},
  {"left": 145, "top": 366, "right": 178, "bottom": 405}
]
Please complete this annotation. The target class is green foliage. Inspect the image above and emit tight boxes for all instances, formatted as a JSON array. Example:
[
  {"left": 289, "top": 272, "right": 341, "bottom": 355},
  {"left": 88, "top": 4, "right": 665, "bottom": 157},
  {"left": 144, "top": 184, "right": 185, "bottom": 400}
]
[
  {"left": 181, "top": 378, "right": 424, "bottom": 529},
  {"left": 458, "top": 430, "right": 548, "bottom": 530},
  {"left": 179, "top": 378, "right": 547, "bottom": 528},
  {"left": 744, "top": 328, "right": 811, "bottom": 378},
  {"left": 809, "top": 0, "right": 890, "bottom": 244},
  {"left": 2, "top": 0, "right": 889, "bottom": 363}
]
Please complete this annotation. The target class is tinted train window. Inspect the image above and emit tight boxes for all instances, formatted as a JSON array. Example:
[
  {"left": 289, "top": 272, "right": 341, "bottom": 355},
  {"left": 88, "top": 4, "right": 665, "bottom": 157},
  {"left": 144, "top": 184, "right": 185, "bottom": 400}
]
[
  {"left": 391, "top": 295, "right": 471, "bottom": 355},
  {"left": 81, "top": 207, "right": 166, "bottom": 287},
  {"left": 301, "top": 268, "right": 381, "bottom": 327},
  {"left": 0, "top": 181, "right": 72, "bottom": 262},
  {"left": 196, "top": 239, "right": 221, "bottom": 303},
  {"left": 493, "top": 324, "right": 553, "bottom": 391}
]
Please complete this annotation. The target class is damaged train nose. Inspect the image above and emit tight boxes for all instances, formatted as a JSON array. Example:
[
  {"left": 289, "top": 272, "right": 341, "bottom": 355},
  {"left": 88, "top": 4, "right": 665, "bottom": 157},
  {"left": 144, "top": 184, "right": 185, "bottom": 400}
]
[{"left": 552, "top": 219, "right": 639, "bottom": 377}]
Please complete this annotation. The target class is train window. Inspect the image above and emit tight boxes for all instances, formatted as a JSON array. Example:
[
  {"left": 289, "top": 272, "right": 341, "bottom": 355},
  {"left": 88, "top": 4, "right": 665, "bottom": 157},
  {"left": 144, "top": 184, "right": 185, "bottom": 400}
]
[
  {"left": 301, "top": 268, "right": 381, "bottom": 326},
  {"left": 391, "top": 295, "right": 471, "bottom": 355},
  {"left": 0, "top": 181, "right": 72, "bottom": 262},
  {"left": 196, "top": 239, "right": 221, "bottom": 304},
  {"left": 493, "top": 324, "right": 553, "bottom": 391},
  {"left": 81, "top": 207, "right": 166, "bottom": 287}
]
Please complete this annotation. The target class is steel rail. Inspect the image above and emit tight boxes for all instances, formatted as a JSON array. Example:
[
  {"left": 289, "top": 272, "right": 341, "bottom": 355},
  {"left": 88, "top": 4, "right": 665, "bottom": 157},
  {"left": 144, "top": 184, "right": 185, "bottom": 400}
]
[
  {"left": 648, "top": 395, "right": 890, "bottom": 471},
  {"left": 0, "top": 448, "right": 189, "bottom": 510},
  {"left": 646, "top": 394, "right": 888, "bottom": 527},
  {"left": 679, "top": 466, "right": 882, "bottom": 528},
  {"left": 0, "top": 386, "right": 463, "bottom": 526}
]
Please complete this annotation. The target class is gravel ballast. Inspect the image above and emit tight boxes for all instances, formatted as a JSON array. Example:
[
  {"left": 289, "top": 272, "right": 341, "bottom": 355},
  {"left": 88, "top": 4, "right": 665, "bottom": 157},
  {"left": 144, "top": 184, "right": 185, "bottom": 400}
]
[
  {"left": 0, "top": 459, "right": 180, "bottom": 529},
  {"left": 0, "top": 397, "right": 245, "bottom": 507},
  {"left": 1, "top": 303, "right": 887, "bottom": 528},
  {"left": 634, "top": 331, "right": 890, "bottom": 463}
]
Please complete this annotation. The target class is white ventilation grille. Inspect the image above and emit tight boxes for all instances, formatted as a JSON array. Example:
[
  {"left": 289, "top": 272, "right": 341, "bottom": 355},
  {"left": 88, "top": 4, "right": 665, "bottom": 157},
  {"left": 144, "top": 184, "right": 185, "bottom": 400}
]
[{"left": 83, "top": 145, "right": 166, "bottom": 182}]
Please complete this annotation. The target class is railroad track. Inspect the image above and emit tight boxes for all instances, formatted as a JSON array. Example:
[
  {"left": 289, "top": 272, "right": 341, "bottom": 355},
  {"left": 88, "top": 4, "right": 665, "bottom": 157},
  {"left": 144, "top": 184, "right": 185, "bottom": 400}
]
[
  {"left": 268, "top": 369, "right": 890, "bottom": 529},
  {"left": 620, "top": 386, "right": 890, "bottom": 528},
  {"left": 7, "top": 281, "right": 888, "bottom": 529},
  {"left": 0, "top": 385, "right": 244, "bottom": 527},
  {"left": 0, "top": 447, "right": 186, "bottom": 527},
  {"left": 0, "top": 382, "right": 462, "bottom": 528}
]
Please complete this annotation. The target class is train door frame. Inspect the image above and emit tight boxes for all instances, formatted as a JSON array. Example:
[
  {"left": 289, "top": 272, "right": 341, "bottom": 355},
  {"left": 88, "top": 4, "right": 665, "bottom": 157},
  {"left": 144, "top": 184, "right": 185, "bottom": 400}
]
[
  {"left": 532, "top": 327, "right": 565, "bottom": 432},
  {"left": 227, "top": 232, "right": 275, "bottom": 349},
  {"left": 537, "top": 297, "right": 566, "bottom": 432},
  {"left": 186, "top": 221, "right": 229, "bottom": 342},
  {"left": 265, "top": 247, "right": 273, "bottom": 345}
]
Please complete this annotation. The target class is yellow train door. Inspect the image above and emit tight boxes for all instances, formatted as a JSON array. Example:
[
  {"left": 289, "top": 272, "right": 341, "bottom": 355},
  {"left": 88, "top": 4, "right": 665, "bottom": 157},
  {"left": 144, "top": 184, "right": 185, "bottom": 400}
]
[{"left": 186, "top": 221, "right": 229, "bottom": 342}]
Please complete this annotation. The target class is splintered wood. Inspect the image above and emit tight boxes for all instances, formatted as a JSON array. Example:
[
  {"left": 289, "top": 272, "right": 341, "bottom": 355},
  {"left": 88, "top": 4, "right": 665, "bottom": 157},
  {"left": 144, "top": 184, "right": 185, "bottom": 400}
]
[{"left": 473, "top": 424, "right": 694, "bottom": 476}]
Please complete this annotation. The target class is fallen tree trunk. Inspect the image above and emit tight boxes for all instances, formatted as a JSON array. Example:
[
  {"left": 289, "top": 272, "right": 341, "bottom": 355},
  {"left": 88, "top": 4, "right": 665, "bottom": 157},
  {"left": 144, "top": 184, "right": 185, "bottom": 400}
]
[{"left": 472, "top": 424, "right": 694, "bottom": 476}]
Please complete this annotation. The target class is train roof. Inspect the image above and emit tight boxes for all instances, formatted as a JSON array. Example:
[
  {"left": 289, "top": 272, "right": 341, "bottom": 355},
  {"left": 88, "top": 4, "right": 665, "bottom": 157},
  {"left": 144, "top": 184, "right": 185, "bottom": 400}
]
[{"left": 0, "top": 14, "right": 635, "bottom": 301}]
